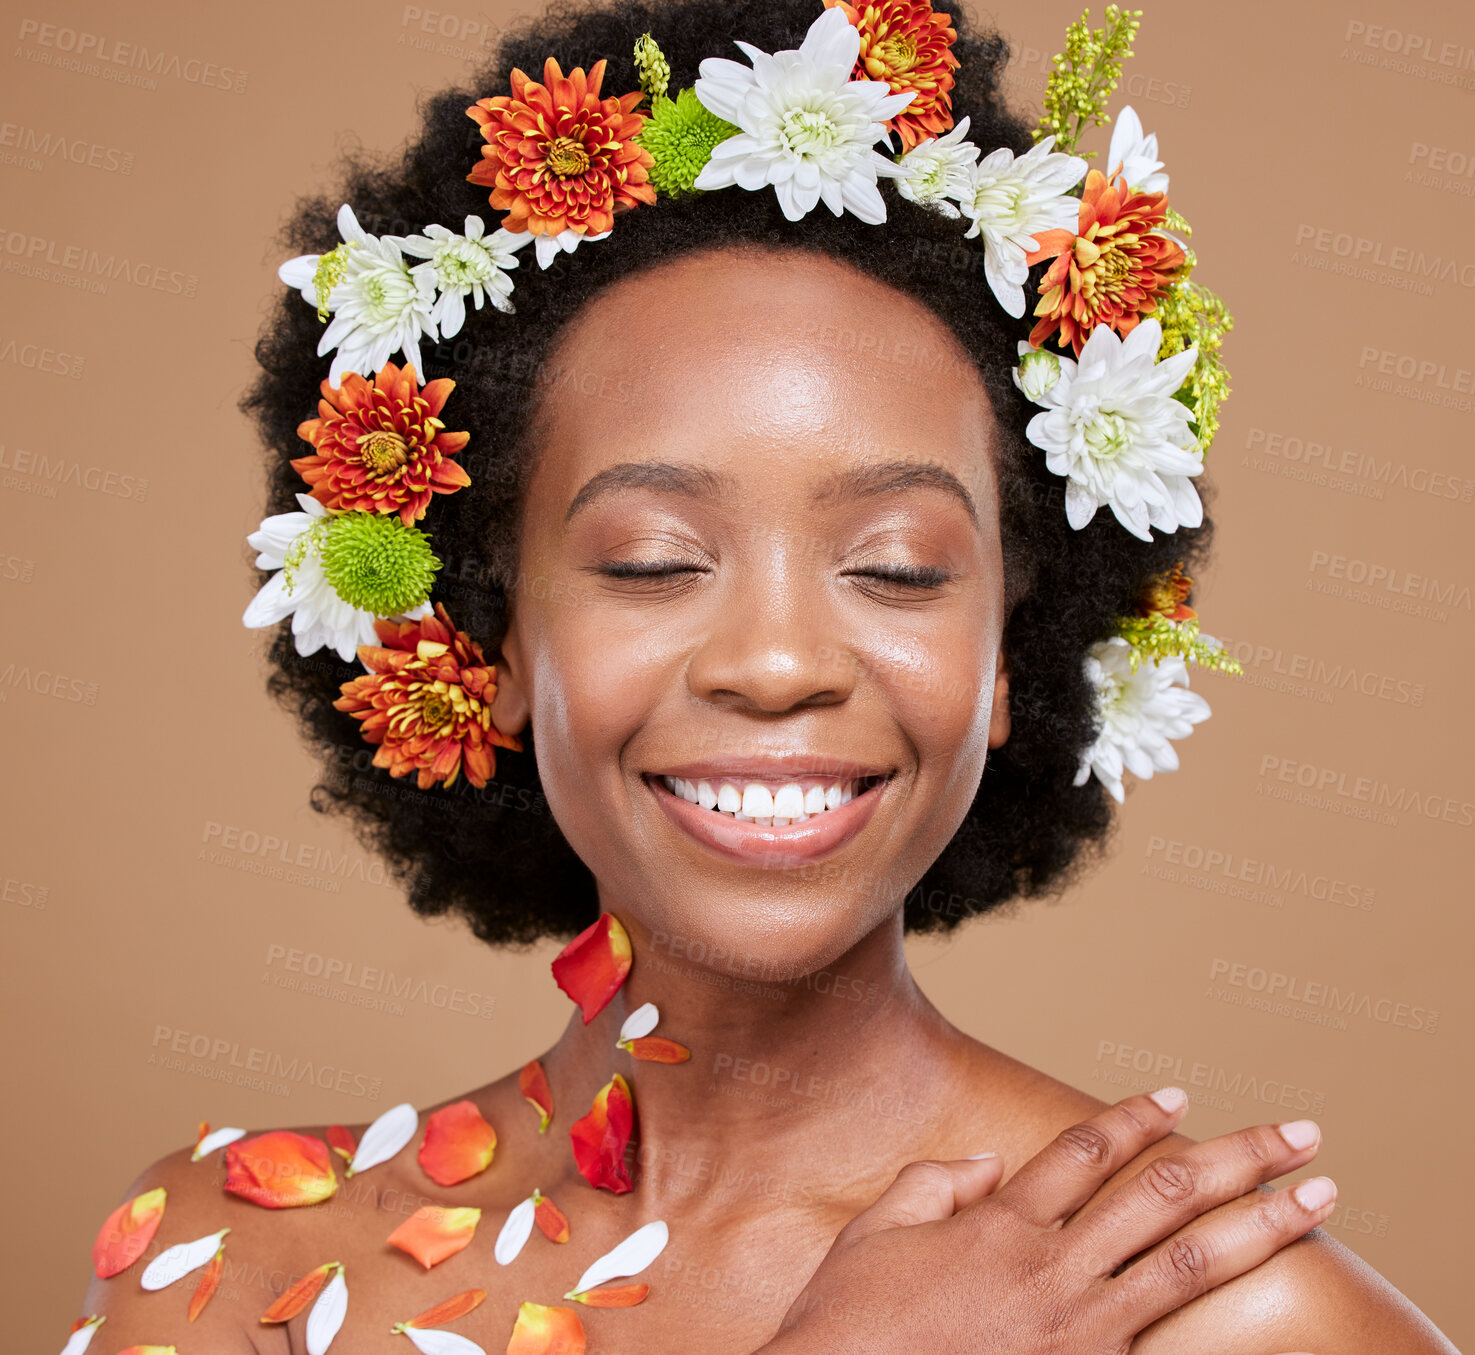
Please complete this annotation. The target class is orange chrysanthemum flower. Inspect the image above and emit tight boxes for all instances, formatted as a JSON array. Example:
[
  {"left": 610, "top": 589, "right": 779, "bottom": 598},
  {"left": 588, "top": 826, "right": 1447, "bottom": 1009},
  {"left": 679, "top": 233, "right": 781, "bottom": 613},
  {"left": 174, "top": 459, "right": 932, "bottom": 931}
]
[
  {"left": 823, "top": 0, "right": 960, "bottom": 152},
  {"left": 466, "top": 57, "right": 656, "bottom": 237},
  {"left": 334, "top": 602, "right": 522, "bottom": 791},
  {"left": 1028, "top": 168, "right": 1187, "bottom": 356},
  {"left": 290, "top": 361, "right": 470, "bottom": 528}
]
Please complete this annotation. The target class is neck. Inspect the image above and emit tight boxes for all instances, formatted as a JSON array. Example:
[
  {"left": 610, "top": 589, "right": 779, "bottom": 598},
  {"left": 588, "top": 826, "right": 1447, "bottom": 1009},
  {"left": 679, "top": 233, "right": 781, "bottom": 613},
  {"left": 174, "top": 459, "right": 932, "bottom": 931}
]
[{"left": 539, "top": 910, "right": 970, "bottom": 1214}]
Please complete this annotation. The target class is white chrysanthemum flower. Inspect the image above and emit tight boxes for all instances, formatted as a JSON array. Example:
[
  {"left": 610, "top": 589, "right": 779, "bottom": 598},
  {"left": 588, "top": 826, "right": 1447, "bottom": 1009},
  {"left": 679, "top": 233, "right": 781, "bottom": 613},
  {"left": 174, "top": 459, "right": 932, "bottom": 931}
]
[
  {"left": 399, "top": 215, "right": 531, "bottom": 337},
  {"left": 1019, "top": 318, "right": 1203, "bottom": 541},
  {"left": 1075, "top": 636, "right": 1211, "bottom": 804},
  {"left": 241, "top": 494, "right": 431, "bottom": 662},
  {"left": 690, "top": 4, "right": 916, "bottom": 224},
  {"left": 1106, "top": 104, "right": 1168, "bottom": 193},
  {"left": 954, "top": 134, "right": 1087, "bottom": 318},
  {"left": 278, "top": 204, "right": 438, "bottom": 388},
  {"left": 895, "top": 115, "right": 981, "bottom": 217}
]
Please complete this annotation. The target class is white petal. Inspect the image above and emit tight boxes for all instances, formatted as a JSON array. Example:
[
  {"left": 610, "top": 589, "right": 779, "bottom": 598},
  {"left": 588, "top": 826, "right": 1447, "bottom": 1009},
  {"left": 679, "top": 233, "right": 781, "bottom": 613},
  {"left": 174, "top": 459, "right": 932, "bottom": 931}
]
[
  {"left": 436, "top": 289, "right": 467, "bottom": 339},
  {"left": 58, "top": 1316, "right": 106, "bottom": 1355},
  {"left": 401, "top": 1330, "right": 487, "bottom": 1355},
  {"left": 140, "top": 1228, "right": 228, "bottom": 1290},
  {"left": 349, "top": 1101, "right": 418, "bottom": 1174},
  {"left": 1063, "top": 480, "right": 1100, "bottom": 531},
  {"left": 192, "top": 1126, "right": 248, "bottom": 1159},
  {"left": 307, "top": 1269, "right": 348, "bottom": 1355},
  {"left": 279, "top": 255, "right": 319, "bottom": 292},
  {"left": 336, "top": 203, "right": 365, "bottom": 243},
  {"left": 243, "top": 574, "right": 296, "bottom": 629},
  {"left": 620, "top": 1003, "right": 660, "bottom": 1042},
  {"left": 569, "top": 1219, "right": 669, "bottom": 1296},
  {"left": 495, "top": 1196, "right": 536, "bottom": 1265}
]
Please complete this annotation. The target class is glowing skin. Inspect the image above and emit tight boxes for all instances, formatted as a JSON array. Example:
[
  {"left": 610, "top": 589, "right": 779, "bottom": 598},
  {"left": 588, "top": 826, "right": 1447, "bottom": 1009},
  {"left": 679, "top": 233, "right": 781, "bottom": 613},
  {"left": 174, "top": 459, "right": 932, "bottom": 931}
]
[
  {"left": 492, "top": 245, "right": 1011, "bottom": 983},
  {"left": 90, "top": 250, "right": 1441, "bottom": 1355}
]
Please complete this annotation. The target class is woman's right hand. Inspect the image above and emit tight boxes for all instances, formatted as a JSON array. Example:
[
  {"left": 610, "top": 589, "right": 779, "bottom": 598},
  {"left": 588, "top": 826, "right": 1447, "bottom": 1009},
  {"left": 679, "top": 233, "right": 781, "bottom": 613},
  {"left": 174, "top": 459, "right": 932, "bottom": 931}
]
[{"left": 755, "top": 1087, "right": 1335, "bottom": 1355}]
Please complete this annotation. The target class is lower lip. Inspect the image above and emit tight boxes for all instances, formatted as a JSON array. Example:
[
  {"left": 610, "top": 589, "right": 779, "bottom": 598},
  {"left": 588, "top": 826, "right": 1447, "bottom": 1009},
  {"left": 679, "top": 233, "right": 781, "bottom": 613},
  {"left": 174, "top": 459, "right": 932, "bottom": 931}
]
[{"left": 644, "top": 774, "right": 891, "bottom": 868}]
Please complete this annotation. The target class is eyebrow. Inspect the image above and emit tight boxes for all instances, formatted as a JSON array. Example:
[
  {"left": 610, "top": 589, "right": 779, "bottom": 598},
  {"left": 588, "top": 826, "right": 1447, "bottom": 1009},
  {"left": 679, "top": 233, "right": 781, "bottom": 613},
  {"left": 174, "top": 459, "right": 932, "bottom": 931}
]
[{"left": 564, "top": 458, "right": 980, "bottom": 528}]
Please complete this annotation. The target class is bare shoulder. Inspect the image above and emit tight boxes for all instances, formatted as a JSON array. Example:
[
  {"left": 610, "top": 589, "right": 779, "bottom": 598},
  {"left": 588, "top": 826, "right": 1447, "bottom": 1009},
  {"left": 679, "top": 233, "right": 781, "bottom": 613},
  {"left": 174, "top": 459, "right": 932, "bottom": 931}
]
[
  {"left": 76, "top": 1133, "right": 298, "bottom": 1353},
  {"left": 968, "top": 1058, "right": 1459, "bottom": 1354},
  {"left": 73, "top": 1101, "right": 455, "bottom": 1352},
  {"left": 71, "top": 1078, "right": 565, "bottom": 1354}
]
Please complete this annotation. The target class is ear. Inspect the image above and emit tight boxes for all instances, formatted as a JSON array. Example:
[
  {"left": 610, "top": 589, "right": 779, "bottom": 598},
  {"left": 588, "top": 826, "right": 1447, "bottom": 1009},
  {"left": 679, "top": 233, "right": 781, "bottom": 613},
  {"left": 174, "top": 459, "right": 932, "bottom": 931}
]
[
  {"left": 986, "top": 639, "right": 1011, "bottom": 750},
  {"left": 489, "top": 612, "right": 532, "bottom": 741}
]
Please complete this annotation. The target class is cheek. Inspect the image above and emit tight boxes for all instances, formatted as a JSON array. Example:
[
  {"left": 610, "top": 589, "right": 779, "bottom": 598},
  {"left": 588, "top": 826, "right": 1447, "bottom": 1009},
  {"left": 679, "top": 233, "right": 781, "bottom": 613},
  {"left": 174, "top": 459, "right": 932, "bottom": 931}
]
[
  {"left": 525, "top": 605, "right": 672, "bottom": 798},
  {"left": 870, "top": 633, "right": 997, "bottom": 773}
]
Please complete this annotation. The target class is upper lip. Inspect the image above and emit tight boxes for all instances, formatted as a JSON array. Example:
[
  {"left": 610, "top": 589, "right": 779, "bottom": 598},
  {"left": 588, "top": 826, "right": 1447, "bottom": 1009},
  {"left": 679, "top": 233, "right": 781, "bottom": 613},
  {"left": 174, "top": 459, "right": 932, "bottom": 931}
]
[{"left": 648, "top": 758, "right": 893, "bottom": 782}]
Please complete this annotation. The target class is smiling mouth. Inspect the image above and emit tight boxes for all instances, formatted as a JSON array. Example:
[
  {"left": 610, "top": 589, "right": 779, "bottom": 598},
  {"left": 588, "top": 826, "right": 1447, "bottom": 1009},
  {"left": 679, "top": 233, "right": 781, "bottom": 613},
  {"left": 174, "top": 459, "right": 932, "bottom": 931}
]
[{"left": 643, "top": 771, "right": 893, "bottom": 825}]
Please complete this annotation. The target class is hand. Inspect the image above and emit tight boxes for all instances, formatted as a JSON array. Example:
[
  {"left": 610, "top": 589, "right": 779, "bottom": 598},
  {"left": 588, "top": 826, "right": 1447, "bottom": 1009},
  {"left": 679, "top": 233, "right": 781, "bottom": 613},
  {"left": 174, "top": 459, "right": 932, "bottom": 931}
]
[{"left": 755, "top": 1088, "right": 1337, "bottom": 1355}]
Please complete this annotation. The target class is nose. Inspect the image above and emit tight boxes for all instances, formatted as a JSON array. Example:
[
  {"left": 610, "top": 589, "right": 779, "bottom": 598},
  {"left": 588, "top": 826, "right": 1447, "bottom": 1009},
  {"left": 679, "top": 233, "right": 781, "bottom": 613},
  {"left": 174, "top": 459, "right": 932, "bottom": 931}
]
[{"left": 684, "top": 564, "right": 858, "bottom": 717}]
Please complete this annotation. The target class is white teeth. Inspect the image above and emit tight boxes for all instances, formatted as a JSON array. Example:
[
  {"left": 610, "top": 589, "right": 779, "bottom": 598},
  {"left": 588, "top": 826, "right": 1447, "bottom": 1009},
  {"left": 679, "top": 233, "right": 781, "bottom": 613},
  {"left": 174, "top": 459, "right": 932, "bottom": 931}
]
[
  {"left": 772, "top": 784, "right": 805, "bottom": 818},
  {"left": 657, "top": 772, "right": 881, "bottom": 821},
  {"left": 741, "top": 784, "right": 774, "bottom": 818}
]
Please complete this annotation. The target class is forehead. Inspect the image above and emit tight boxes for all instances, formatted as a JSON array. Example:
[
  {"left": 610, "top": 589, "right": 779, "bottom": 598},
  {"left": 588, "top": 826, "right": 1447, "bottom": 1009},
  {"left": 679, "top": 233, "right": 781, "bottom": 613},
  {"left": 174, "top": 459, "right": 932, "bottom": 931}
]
[{"left": 530, "top": 246, "right": 999, "bottom": 507}]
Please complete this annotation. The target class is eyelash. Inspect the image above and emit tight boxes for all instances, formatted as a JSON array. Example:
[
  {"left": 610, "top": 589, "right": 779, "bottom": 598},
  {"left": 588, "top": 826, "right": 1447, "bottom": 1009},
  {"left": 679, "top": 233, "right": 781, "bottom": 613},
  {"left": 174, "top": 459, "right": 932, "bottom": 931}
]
[{"left": 598, "top": 560, "right": 952, "bottom": 590}]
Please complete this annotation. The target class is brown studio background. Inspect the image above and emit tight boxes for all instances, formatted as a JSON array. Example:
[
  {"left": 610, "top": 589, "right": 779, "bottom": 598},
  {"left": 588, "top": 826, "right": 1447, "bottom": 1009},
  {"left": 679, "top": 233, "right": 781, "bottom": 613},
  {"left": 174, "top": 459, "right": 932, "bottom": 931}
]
[{"left": 2, "top": 0, "right": 1471, "bottom": 1347}]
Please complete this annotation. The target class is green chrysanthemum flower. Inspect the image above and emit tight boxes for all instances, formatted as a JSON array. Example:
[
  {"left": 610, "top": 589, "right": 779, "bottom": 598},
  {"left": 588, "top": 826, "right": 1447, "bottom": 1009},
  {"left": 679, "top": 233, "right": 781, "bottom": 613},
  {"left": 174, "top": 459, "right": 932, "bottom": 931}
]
[
  {"left": 634, "top": 87, "right": 740, "bottom": 197},
  {"left": 318, "top": 511, "right": 441, "bottom": 616}
]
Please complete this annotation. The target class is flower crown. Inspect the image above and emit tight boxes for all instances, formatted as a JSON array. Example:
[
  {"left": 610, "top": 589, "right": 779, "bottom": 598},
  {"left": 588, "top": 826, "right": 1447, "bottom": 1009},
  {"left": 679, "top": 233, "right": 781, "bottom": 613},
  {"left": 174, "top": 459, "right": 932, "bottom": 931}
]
[{"left": 244, "top": 1, "right": 1241, "bottom": 802}]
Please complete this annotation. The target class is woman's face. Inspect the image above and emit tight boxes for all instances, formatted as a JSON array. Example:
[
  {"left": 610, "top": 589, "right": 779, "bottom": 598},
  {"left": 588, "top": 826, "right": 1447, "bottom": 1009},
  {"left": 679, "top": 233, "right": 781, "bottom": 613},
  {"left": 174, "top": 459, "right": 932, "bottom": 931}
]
[{"left": 493, "top": 246, "right": 1011, "bottom": 977}]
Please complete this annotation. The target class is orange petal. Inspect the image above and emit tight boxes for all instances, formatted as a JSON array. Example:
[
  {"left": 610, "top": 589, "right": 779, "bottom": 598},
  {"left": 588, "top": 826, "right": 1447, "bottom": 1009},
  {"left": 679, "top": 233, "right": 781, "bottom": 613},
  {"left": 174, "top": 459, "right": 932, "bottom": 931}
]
[
  {"left": 622, "top": 1036, "right": 691, "bottom": 1064},
  {"left": 92, "top": 1186, "right": 167, "bottom": 1278},
  {"left": 116, "top": 1348, "right": 178, "bottom": 1354},
  {"left": 569, "top": 1074, "right": 635, "bottom": 1194},
  {"left": 550, "top": 913, "right": 632, "bottom": 1023},
  {"left": 259, "top": 1261, "right": 338, "bottom": 1323},
  {"left": 506, "top": 1301, "right": 586, "bottom": 1355},
  {"left": 224, "top": 1130, "right": 338, "bottom": 1208},
  {"left": 1024, "top": 227, "right": 1077, "bottom": 266},
  {"left": 571, "top": 1282, "right": 649, "bottom": 1308},
  {"left": 387, "top": 1205, "right": 481, "bottom": 1269},
  {"left": 402, "top": 1287, "right": 487, "bottom": 1329},
  {"left": 418, "top": 1100, "right": 497, "bottom": 1186},
  {"left": 186, "top": 1243, "right": 225, "bottom": 1321},
  {"left": 325, "top": 1124, "right": 357, "bottom": 1162},
  {"left": 533, "top": 1192, "right": 569, "bottom": 1244},
  {"left": 519, "top": 1060, "right": 553, "bottom": 1133}
]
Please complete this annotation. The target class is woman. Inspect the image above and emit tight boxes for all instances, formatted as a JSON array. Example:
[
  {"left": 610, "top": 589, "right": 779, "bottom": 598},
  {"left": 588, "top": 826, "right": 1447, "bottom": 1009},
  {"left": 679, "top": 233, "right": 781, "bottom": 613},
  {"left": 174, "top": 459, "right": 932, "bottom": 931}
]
[{"left": 71, "top": 0, "right": 1457, "bottom": 1351}]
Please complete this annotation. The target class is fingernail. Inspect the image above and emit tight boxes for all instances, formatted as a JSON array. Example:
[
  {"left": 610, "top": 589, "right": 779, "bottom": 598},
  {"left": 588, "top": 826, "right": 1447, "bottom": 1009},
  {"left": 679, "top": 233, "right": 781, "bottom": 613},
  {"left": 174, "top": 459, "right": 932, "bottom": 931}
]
[
  {"left": 966, "top": 1151, "right": 999, "bottom": 1160},
  {"left": 1292, "top": 1176, "right": 1336, "bottom": 1211},
  {"left": 1277, "top": 1119, "right": 1320, "bottom": 1151},
  {"left": 1149, "top": 1086, "right": 1186, "bottom": 1113}
]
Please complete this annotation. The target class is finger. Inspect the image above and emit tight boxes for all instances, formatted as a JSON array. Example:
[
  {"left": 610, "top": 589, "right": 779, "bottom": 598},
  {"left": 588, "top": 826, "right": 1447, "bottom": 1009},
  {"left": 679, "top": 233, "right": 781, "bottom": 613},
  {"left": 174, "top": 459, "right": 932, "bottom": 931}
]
[
  {"left": 835, "top": 1154, "right": 1007, "bottom": 1248},
  {"left": 1068, "top": 1118, "right": 1324, "bottom": 1274},
  {"left": 1102, "top": 1173, "right": 1338, "bottom": 1332},
  {"left": 986, "top": 1089, "right": 1188, "bottom": 1229}
]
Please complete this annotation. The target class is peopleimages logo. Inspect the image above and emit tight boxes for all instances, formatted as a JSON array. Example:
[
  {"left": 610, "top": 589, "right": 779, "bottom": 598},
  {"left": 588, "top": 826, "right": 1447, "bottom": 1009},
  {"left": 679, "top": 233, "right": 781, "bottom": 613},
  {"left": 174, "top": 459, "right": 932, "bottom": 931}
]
[
  {"left": 15, "top": 19, "right": 248, "bottom": 93},
  {"left": 1208, "top": 959, "right": 1439, "bottom": 1035},
  {"left": 1294, "top": 224, "right": 1475, "bottom": 284},
  {"left": 1258, "top": 754, "right": 1475, "bottom": 828}
]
